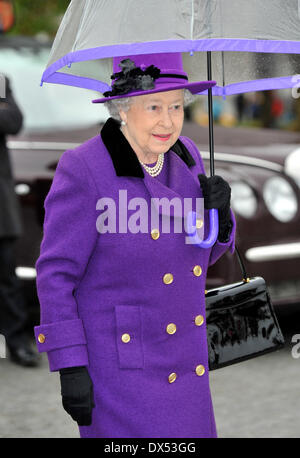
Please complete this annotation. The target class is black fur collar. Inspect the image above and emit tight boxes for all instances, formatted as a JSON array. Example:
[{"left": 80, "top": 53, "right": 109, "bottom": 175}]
[{"left": 100, "top": 117, "right": 195, "bottom": 178}]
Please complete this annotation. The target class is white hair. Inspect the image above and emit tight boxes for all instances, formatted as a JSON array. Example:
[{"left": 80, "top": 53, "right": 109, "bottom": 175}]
[{"left": 104, "top": 88, "right": 197, "bottom": 122}]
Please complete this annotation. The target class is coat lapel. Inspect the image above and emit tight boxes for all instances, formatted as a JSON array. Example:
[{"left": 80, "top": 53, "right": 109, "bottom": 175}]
[
  {"left": 101, "top": 117, "right": 204, "bottom": 220},
  {"left": 142, "top": 150, "right": 203, "bottom": 218}
]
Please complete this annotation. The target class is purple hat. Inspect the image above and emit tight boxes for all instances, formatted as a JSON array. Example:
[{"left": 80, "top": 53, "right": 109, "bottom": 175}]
[{"left": 92, "top": 52, "right": 216, "bottom": 103}]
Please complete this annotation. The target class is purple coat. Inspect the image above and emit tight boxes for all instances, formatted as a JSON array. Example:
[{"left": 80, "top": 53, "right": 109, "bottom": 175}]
[{"left": 34, "top": 118, "right": 235, "bottom": 438}]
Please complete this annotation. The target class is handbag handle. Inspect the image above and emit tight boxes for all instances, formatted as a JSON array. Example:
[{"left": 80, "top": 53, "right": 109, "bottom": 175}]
[{"left": 234, "top": 245, "right": 250, "bottom": 283}]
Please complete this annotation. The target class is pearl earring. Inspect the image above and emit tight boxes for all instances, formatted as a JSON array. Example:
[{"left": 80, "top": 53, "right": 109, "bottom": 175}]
[{"left": 121, "top": 120, "right": 126, "bottom": 126}]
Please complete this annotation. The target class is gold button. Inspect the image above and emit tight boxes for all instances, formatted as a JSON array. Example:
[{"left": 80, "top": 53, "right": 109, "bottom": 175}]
[
  {"left": 38, "top": 334, "right": 45, "bottom": 344},
  {"left": 195, "top": 364, "right": 205, "bottom": 376},
  {"left": 163, "top": 273, "right": 173, "bottom": 284},
  {"left": 193, "top": 265, "right": 202, "bottom": 277},
  {"left": 195, "top": 315, "right": 204, "bottom": 326},
  {"left": 166, "top": 323, "right": 177, "bottom": 335},
  {"left": 121, "top": 333, "right": 131, "bottom": 343},
  {"left": 196, "top": 218, "right": 203, "bottom": 229},
  {"left": 151, "top": 228, "right": 160, "bottom": 240},
  {"left": 168, "top": 372, "right": 177, "bottom": 383}
]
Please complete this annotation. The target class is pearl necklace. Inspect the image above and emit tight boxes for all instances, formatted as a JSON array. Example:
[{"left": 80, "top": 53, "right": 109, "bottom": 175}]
[{"left": 139, "top": 153, "right": 164, "bottom": 177}]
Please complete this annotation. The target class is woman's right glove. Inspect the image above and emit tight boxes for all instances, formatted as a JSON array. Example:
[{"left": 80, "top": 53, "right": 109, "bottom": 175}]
[{"left": 59, "top": 366, "right": 95, "bottom": 426}]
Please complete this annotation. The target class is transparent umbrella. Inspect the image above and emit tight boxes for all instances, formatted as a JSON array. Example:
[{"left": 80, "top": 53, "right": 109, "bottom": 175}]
[{"left": 40, "top": 0, "right": 300, "bottom": 247}]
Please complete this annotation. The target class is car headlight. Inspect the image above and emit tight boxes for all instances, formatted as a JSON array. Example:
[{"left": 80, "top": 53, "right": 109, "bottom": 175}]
[
  {"left": 285, "top": 148, "right": 300, "bottom": 188},
  {"left": 231, "top": 182, "right": 257, "bottom": 218},
  {"left": 15, "top": 183, "right": 31, "bottom": 195},
  {"left": 263, "top": 176, "right": 298, "bottom": 222}
]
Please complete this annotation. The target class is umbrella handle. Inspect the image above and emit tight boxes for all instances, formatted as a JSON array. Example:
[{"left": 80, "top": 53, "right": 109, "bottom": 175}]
[{"left": 186, "top": 209, "right": 219, "bottom": 248}]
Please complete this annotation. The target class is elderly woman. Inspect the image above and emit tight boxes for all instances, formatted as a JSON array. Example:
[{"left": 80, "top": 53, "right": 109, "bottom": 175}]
[{"left": 34, "top": 52, "right": 235, "bottom": 438}]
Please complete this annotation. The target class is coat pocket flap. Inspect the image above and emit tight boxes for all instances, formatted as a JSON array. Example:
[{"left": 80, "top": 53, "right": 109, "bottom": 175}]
[{"left": 115, "top": 305, "right": 144, "bottom": 369}]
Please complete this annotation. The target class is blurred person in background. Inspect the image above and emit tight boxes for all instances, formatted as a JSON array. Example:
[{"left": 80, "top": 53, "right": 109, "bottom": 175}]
[
  {"left": 0, "top": 76, "right": 39, "bottom": 367},
  {"left": 235, "top": 94, "right": 246, "bottom": 122},
  {"left": 260, "top": 90, "right": 283, "bottom": 128}
]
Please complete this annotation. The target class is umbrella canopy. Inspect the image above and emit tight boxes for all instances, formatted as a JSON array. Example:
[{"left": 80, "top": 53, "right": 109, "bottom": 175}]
[
  {"left": 41, "top": 0, "right": 300, "bottom": 248},
  {"left": 42, "top": 0, "right": 300, "bottom": 97}
]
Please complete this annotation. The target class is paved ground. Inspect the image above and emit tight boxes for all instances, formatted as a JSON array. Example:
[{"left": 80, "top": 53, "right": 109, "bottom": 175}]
[
  {"left": 210, "top": 345, "right": 300, "bottom": 438},
  {"left": 1, "top": 305, "right": 299, "bottom": 438}
]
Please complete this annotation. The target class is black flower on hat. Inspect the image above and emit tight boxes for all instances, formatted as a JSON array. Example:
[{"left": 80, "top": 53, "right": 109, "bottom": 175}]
[{"left": 103, "top": 58, "right": 161, "bottom": 97}]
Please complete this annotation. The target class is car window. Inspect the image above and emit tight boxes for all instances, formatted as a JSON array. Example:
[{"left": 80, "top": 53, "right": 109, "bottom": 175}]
[{"left": 0, "top": 46, "right": 109, "bottom": 130}]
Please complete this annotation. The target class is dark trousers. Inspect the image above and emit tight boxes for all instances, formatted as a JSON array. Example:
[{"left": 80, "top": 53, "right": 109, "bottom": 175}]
[{"left": 0, "top": 236, "right": 28, "bottom": 349}]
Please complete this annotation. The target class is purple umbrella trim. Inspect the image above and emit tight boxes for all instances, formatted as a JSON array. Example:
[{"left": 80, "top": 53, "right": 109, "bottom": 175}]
[{"left": 41, "top": 38, "right": 300, "bottom": 95}]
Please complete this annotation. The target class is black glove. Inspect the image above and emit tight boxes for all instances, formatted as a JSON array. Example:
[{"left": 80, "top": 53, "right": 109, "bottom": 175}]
[
  {"left": 59, "top": 366, "right": 95, "bottom": 426},
  {"left": 198, "top": 174, "right": 232, "bottom": 243}
]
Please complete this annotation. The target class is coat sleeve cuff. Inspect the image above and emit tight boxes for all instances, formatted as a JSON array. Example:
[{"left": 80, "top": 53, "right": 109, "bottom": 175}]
[
  {"left": 208, "top": 209, "right": 236, "bottom": 266},
  {"left": 34, "top": 318, "right": 87, "bottom": 353},
  {"left": 217, "top": 209, "right": 236, "bottom": 252},
  {"left": 47, "top": 345, "right": 89, "bottom": 372},
  {"left": 34, "top": 319, "right": 89, "bottom": 372},
  {"left": 216, "top": 221, "right": 235, "bottom": 252}
]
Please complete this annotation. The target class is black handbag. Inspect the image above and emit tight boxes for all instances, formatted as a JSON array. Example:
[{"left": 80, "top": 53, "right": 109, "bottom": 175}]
[{"left": 206, "top": 246, "right": 285, "bottom": 370}]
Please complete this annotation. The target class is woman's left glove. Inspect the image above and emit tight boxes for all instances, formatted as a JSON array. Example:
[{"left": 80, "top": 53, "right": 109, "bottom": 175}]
[
  {"left": 59, "top": 366, "right": 95, "bottom": 426},
  {"left": 198, "top": 174, "right": 232, "bottom": 242}
]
